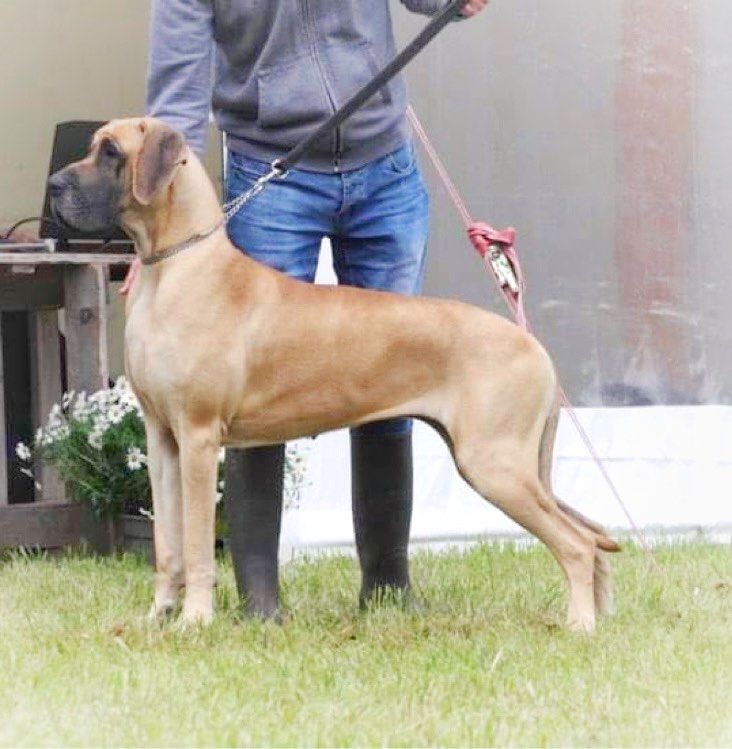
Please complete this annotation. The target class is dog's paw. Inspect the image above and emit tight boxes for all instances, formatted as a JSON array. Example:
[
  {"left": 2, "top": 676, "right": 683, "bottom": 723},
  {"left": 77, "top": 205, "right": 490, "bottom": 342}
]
[
  {"left": 566, "top": 614, "right": 596, "bottom": 633},
  {"left": 179, "top": 602, "right": 214, "bottom": 628},
  {"left": 148, "top": 600, "right": 177, "bottom": 623}
]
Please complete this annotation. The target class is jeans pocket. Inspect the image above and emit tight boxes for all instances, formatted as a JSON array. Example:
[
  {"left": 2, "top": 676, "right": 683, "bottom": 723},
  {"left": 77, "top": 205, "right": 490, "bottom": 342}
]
[
  {"left": 385, "top": 142, "right": 417, "bottom": 176},
  {"left": 227, "top": 152, "right": 271, "bottom": 189}
]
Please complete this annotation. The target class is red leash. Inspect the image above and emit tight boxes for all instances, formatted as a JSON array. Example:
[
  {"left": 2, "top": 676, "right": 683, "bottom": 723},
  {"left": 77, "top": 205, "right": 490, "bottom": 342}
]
[
  {"left": 407, "top": 107, "right": 527, "bottom": 327},
  {"left": 408, "top": 105, "right": 658, "bottom": 566}
]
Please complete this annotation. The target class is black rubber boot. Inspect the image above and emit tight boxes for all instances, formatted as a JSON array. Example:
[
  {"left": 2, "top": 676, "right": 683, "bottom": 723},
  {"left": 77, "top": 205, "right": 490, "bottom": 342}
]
[
  {"left": 224, "top": 445, "right": 284, "bottom": 619},
  {"left": 350, "top": 429, "right": 413, "bottom": 607}
]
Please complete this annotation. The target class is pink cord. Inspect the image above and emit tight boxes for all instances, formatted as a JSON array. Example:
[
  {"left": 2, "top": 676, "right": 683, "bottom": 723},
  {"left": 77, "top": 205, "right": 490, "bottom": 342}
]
[{"left": 408, "top": 104, "right": 658, "bottom": 567}]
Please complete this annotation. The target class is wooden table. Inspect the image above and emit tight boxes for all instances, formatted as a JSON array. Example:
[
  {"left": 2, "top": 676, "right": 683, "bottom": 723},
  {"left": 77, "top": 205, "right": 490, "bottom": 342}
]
[{"left": 0, "top": 243, "right": 133, "bottom": 547}]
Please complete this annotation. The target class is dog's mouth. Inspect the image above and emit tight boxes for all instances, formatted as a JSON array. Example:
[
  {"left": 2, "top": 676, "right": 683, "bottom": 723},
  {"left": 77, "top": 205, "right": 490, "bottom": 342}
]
[
  {"left": 50, "top": 191, "right": 120, "bottom": 236},
  {"left": 49, "top": 202, "right": 79, "bottom": 231}
]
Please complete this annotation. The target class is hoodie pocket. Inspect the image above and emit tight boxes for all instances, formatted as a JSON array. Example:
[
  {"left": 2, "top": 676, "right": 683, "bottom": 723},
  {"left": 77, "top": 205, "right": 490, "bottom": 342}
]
[
  {"left": 321, "top": 40, "right": 391, "bottom": 109},
  {"left": 257, "top": 54, "right": 333, "bottom": 130}
]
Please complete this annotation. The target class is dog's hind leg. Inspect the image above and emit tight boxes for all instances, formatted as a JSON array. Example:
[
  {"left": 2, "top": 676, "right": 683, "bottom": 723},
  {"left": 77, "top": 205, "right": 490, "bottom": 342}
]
[
  {"left": 554, "top": 499, "right": 616, "bottom": 617},
  {"left": 538, "top": 401, "right": 617, "bottom": 617},
  {"left": 177, "top": 422, "right": 221, "bottom": 626},
  {"left": 455, "top": 437, "right": 607, "bottom": 632},
  {"left": 145, "top": 416, "right": 184, "bottom": 619}
]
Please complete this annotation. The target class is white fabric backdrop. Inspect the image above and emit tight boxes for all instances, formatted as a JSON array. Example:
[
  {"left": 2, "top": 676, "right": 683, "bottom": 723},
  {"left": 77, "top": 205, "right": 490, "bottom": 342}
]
[
  {"left": 277, "top": 244, "right": 732, "bottom": 555},
  {"left": 280, "top": 407, "right": 732, "bottom": 556}
]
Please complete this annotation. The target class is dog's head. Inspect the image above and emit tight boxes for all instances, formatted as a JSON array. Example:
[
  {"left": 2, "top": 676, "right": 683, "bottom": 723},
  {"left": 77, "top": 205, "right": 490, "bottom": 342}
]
[{"left": 48, "top": 118, "right": 187, "bottom": 235}]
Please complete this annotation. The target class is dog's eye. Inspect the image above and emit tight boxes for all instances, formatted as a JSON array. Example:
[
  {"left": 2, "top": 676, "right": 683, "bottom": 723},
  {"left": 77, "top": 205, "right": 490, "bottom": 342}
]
[{"left": 102, "top": 140, "right": 122, "bottom": 160}]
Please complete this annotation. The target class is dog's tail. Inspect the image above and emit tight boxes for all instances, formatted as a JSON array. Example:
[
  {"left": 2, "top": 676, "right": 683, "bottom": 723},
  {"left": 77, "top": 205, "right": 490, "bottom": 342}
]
[{"left": 538, "top": 391, "right": 620, "bottom": 553}]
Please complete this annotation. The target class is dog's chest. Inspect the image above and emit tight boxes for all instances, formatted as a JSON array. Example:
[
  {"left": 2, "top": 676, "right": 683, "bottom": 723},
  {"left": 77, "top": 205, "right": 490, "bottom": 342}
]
[{"left": 123, "top": 297, "right": 171, "bottom": 403}]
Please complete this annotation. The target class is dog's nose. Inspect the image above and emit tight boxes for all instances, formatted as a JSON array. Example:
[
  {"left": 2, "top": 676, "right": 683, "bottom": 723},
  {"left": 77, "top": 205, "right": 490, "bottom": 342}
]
[{"left": 47, "top": 171, "right": 69, "bottom": 199}]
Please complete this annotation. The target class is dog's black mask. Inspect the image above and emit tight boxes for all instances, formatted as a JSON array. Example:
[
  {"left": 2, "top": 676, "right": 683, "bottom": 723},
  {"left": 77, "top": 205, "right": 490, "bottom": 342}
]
[{"left": 48, "top": 137, "right": 126, "bottom": 235}]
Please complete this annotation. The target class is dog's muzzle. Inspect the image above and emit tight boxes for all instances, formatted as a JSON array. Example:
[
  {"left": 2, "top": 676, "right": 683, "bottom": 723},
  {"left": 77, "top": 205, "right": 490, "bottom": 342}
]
[{"left": 48, "top": 167, "right": 120, "bottom": 235}]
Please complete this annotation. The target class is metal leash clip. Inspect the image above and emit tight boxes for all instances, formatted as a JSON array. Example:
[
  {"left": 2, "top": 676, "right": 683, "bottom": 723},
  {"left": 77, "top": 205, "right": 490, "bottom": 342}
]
[
  {"left": 223, "top": 160, "right": 289, "bottom": 223},
  {"left": 487, "top": 244, "right": 519, "bottom": 294}
]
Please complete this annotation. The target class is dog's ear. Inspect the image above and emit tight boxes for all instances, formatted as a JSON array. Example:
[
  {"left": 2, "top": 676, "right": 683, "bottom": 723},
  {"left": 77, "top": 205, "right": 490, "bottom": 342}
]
[{"left": 132, "top": 120, "right": 186, "bottom": 206}]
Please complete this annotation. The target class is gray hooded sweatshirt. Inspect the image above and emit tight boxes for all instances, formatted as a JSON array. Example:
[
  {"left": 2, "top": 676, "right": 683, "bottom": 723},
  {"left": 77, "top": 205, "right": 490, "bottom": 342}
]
[{"left": 146, "top": 0, "right": 448, "bottom": 171}]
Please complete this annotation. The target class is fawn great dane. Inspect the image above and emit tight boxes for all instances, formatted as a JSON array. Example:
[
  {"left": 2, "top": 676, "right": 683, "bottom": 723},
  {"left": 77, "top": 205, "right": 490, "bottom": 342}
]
[{"left": 48, "top": 118, "right": 619, "bottom": 631}]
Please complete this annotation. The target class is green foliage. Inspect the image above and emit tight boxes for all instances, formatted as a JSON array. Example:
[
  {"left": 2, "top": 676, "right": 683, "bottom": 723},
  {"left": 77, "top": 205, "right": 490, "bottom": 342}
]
[
  {"left": 45, "top": 407, "right": 150, "bottom": 519},
  {"left": 17, "top": 378, "right": 308, "bottom": 523},
  {"left": 20, "top": 379, "right": 151, "bottom": 519}
]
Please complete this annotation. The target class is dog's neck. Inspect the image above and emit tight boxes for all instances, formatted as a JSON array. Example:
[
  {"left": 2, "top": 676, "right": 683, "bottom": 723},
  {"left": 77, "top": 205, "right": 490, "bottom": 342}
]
[{"left": 124, "top": 152, "right": 224, "bottom": 264}]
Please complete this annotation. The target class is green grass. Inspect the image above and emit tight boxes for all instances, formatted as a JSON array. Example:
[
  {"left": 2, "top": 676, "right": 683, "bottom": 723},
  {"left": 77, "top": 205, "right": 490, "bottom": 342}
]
[{"left": 1, "top": 543, "right": 730, "bottom": 747}]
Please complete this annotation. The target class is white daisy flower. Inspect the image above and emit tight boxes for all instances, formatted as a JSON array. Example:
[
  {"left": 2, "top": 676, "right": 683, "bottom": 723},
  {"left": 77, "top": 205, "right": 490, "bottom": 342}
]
[
  {"left": 88, "top": 430, "right": 103, "bottom": 450},
  {"left": 91, "top": 414, "right": 110, "bottom": 436},
  {"left": 107, "top": 404, "right": 124, "bottom": 425},
  {"left": 58, "top": 424, "right": 70, "bottom": 440},
  {"left": 47, "top": 403, "right": 64, "bottom": 430},
  {"left": 126, "top": 446, "right": 147, "bottom": 471},
  {"left": 72, "top": 392, "right": 89, "bottom": 419},
  {"left": 15, "top": 442, "right": 32, "bottom": 462}
]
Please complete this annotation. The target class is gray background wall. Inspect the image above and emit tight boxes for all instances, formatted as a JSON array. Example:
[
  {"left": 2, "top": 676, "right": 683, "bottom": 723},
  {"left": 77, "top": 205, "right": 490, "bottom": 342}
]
[
  {"left": 0, "top": 1, "right": 150, "bottom": 226},
  {"left": 400, "top": 0, "right": 732, "bottom": 405},
  {"left": 0, "top": 0, "right": 219, "bottom": 224},
  {"left": 2, "top": 1, "right": 730, "bottom": 405}
]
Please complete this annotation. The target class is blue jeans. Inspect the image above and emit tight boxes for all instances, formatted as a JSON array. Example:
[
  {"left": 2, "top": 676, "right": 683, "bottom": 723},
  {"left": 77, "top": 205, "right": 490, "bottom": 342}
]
[{"left": 226, "top": 142, "right": 430, "bottom": 436}]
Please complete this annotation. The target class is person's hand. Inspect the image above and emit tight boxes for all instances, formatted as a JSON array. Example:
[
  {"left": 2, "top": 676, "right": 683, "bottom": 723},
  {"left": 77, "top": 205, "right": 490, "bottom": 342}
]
[
  {"left": 460, "top": 0, "right": 489, "bottom": 18},
  {"left": 120, "top": 258, "right": 141, "bottom": 296}
]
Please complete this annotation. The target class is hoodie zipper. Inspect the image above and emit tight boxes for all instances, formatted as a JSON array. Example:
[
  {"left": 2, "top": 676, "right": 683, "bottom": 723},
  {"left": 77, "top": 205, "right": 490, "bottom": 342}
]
[{"left": 301, "top": 0, "right": 342, "bottom": 172}]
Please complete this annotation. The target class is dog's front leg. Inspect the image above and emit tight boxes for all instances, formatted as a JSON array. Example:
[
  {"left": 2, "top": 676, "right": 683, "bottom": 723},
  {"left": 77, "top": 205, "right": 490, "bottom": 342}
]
[
  {"left": 178, "top": 424, "right": 220, "bottom": 626},
  {"left": 145, "top": 416, "right": 184, "bottom": 619}
]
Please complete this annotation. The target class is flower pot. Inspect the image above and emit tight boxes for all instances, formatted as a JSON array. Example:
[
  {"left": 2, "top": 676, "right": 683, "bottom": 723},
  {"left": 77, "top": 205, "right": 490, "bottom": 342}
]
[
  {"left": 82, "top": 499, "right": 229, "bottom": 564},
  {"left": 107, "top": 514, "right": 227, "bottom": 565},
  {"left": 106, "top": 513, "right": 155, "bottom": 565}
]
